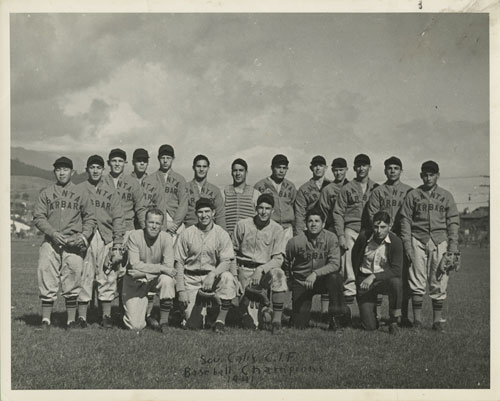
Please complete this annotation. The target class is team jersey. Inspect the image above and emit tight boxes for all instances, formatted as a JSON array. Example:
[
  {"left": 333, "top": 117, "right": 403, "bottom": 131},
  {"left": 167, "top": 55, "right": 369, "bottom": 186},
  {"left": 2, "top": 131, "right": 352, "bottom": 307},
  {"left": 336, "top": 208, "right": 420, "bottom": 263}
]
[
  {"left": 294, "top": 178, "right": 331, "bottom": 234},
  {"left": 77, "top": 180, "right": 125, "bottom": 245},
  {"left": 318, "top": 179, "right": 349, "bottom": 233},
  {"left": 33, "top": 181, "right": 96, "bottom": 240},
  {"left": 184, "top": 180, "right": 226, "bottom": 230},
  {"left": 399, "top": 185, "right": 460, "bottom": 251},
  {"left": 223, "top": 184, "right": 259, "bottom": 237},
  {"left": 254, "top": 177, "right": 297, "bottom": 229},
  {"left": 130, "top": 171, "right": 148, "bottom": 185}
]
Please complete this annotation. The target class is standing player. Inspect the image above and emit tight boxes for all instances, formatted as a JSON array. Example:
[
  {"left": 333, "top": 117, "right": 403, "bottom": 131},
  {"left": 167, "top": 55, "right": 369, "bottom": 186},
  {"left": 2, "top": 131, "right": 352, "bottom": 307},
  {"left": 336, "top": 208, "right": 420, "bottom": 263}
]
[
  {"left": 366, "top": 156, "right": 413, "bottom": 326},
  {"left": 223, "top": 158, "right": 261, "bottom": 238},
  {"left": 122, "top": 208, "right": 176, "bottom": 332},
  {"left": 319, "top": 157, "right": 349, "bottom": 233},
  {"left": 34, "top": 157, "right": 96, "bottom": 328},
  {"left": 184, "top": 154, "right": 226, "bottom": 230},
  {"left": 333, "top": 154, "right": 378, "bottom": 311},
  {"left": 294, "top": 155, "right": 331, "bottom": 235},
  {"left": 131, "top": 148, "right": 149, "bottom": 185},
  {"left": 400, "top": 161, "right": 459, "bottom": 331},
  {"left": 254, "top": 154, "right": 297, "bottom": 245},
  {"left": 77, "top": 155, "right": 125, "bottom": 328},
  {"left": 232, "top": 194, "right": 288, "bottom": 333},
  {"left": 175, "top": 198, "right": 236, "bottom": 333}
]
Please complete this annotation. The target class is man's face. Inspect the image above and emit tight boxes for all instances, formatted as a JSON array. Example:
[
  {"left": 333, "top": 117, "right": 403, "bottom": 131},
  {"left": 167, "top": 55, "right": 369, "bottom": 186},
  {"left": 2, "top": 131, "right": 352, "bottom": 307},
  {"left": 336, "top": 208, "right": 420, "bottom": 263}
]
[
  {"left": 196, "top": 207, "right": 215, "bottom": 226},
  {"left": 133, "top": 158, "right": 149, "bottom": 174},
  {"left": 385, "top": 164, "right": 402, "bottom": 182},
  {"left": 373, "top": 220, "right": 391, "bottom": 242},
  {"left": 311, "top": 164, "right": 327, "bottom": 179},
  {"left": 256, "top": 202, "right": 273, "bottom": 223},
  {"left": 354, "top": 163, "right": 371, "bottom": 179},
  {"left": 271, "top": 164, "right": 288, "bottom": 181},
  {"left": 332, "top": 167, "right": 347, "bottom": 182},
  {"left": 87, "top": 164, "right": 104, "bottom": 183},
  {"left": 108, "top": 157, "right": 126, "bottom": 175},
  {"left": 54, "top": 167, "right": 73, "bottom": 185},
  {"left": 420, "top": 171, "right": 439, "bottom": 189},
  {"left": 306, "top": 215, "right": 325, "bottom": 235},
  {"left": 145, "top": 213, "right": 163, "bottom": 239},
  {"left": 158, "top": 155, "right": 174, "bottom": 172},
  {"left": 231, "top": 164, "right": 247, "bottom": 185},
  {"left": 193, "top": 159, "right": 209, "bottom": 180}
]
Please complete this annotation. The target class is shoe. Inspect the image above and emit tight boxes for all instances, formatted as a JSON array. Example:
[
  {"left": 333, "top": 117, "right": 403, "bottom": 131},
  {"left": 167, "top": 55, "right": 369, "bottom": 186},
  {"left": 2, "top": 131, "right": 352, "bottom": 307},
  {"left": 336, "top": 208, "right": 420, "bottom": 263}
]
[
  {"left": 41, "top": 320, "right": 51, "bottom": 330},
  {"left": 160, "top": 323, "right": 169, "bottom": 334},
  {"left": 388, "top": 322, "right": 400, "bottom": 335},
  {"left": 241, "top": 313, "right": 257, "bottom": 330},
  {"left": 101, "top": 315, "right": 113, "bottom": 329},
  {"left": 271, "top": 321, "right": 282, "bottom": 334},
  {"left": 146, "top": 316, "right": 160, "bottom": 330},
  {"left": 67, "top": 320, "right": 80, "bottom": 330},
  {"left": 260, "top": 306, "right": 273, "bottom": 331},
  {"left": 319, "top": 313, "right": 330, "bottom": 330},
  {"left": 399, "top": 317, "right": 413, "bottom": 328},
  {"left": 78, "top": 317, "right": 88, "bottom": 328},
  {"left": 213, "top": 321, "right": 225, "bottom": 333},
  {"left": 413, "top": 320, "right": 423, "bottom": 329},
  {"left": 338, "top": 308, "right": 352, "bottom": 328},
  {"left": 328, "top": 316, "right": 338, "bottom": 331},
  {"left": 432, "top": 321, "right": 445, "bottom": 332}
]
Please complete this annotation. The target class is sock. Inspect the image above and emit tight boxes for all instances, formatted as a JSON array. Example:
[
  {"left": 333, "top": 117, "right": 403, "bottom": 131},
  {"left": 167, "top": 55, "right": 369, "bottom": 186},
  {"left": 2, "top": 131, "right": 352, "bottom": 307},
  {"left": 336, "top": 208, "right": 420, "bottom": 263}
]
[
  {"left": 321, "top": 294, "right": 329, "bottom": 314},
  {"left": 272, "top": 291, "right": 286, "bottom": 324},
  {"left": 146, "top": 294, "right": 154, "bottom": 317},
  {"left": 412, "top": 295, "right": 423, "bottom": 322},
  {"left": 344, "top": 295, "right": 355, "bottom": 306},
  {"left": 65, "top": 297, "right": 77, "bottom": 324},
  {"left": 41, "top": 300, "right": 54, "bottom": 323},
  {"left": 159, "top": 298, "right": 173, "bottom": 325},
  {"left": 100, "top": 300, "right": 112, "bottom": 318},
  {"left": 376, "top": 295, "right": 383, "bottom": 319},
  {"left": 215, "top": 299, "right": 232, "bottom": 324},
  {"left": 78, "top": 301, "right": 89, "bottom": 321},
  {"left": 432, "top": 299, "right": 444, "bottom": 323}
]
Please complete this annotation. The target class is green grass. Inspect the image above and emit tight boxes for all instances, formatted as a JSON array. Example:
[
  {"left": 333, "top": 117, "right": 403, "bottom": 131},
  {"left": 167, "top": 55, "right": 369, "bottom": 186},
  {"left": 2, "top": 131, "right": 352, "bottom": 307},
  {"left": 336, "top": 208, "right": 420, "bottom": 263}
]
[{"left": 10, "top": 239, "right": 490, "bottom": 389}]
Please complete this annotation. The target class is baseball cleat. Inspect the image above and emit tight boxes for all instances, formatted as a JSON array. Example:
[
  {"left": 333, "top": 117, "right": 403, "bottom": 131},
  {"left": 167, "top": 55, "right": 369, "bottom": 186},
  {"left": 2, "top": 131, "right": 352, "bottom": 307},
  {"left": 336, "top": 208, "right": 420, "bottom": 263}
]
[
  {"left": 78, "top": 317, "right": 88, "bottom": 328},
  {"left": 146, "top": 316, "right": 160, "bottom": 330},
  {"left": 160, "top": 323, "right": 169, "bottom": 334},
  {"left": 213, "top": 321, "right": 225, "bottom": 334},
  {"left": 399, "top": 317, "right": 413, "bottom": 328},
  {"left": 328, "top": 316, "right": 338, "bottom": 331},
  {"left": 66, "top": 320, "right": 80, "bottom": 330},
  {"left": 260, "top": 306, "right": 273, "bottom": 331},
  {"left": 413, "top": 320, "right": 423, "bottom": 329},
  {"left": 271, "top": 321, "right": 282, "bottom": 334},
  {"left": 40, "top": 320, "right": 51, "bottom": 330},
  {"left": 432, "top": 321, "right": 445, "bottom": 332},
  {"left": 388, "top": 322, "right": 400, "bottom": 335},
  {"left": 101, "top": 315, "right": 113, "bottom": 329}
]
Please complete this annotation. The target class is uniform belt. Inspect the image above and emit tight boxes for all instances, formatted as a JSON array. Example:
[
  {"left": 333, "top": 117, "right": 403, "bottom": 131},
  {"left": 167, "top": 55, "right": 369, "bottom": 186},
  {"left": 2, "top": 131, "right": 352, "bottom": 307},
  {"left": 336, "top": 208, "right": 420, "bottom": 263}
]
[
  {"left": 236, "top": 258, "right": 263, "bottom": 269},
  {"left": 185, "top": 269, "right": 211, "bottom": 276}
]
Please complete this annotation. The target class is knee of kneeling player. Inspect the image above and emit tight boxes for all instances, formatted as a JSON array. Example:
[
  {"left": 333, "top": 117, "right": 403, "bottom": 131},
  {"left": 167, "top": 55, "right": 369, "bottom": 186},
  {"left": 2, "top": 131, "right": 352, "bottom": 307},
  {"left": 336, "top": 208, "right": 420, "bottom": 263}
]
[
  {"left": 216, "top": 272, "right": 237, "bottom": 299},
  {"left": 270, "top": 268, "right": 288, "bottom": 292},
  {"left": 157, "top": 274, "right": 176, "bottom": 296}
]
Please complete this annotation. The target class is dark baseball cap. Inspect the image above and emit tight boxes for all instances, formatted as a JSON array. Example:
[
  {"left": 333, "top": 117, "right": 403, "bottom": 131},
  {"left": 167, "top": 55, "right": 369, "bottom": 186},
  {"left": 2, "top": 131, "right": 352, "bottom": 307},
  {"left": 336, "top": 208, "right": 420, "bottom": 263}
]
[
  {"left": 331, "top": 157, "right": 347, "bottom": 168},
  {"left": 86, "top": 154, "right": 105, "bottom": 167},
  {"left": 133, "top": 148, "right": 149, "bottom": 160},
  {"left": 158, "top": 144, "right": 175, "bottom": 158},
  {"left": 257, "top": 193, "right": 275, "bottom": 207},
  {"left": 384, "top": 156, "right": 402, "bottom": 168},
  {"left": 354, "top": 154, "right": 371, "bottom": 166},
  {"left": 310, "top": 155, "right": 327, "bottom": 166},
  {"left": 421, "top": 160, "right": 439, "bottom": 174},
  {"left": 53, "top": 156, "right": 73, "bottom": 169},
  {"left": 231, "top": 158, "right": 248, "bottom": 170},
  {"left": 195, "top": 197, "right": 214, "bottom": 211},
  {"left": 271, "top": 154, "right": 289, "bottom": 167},
  {"left": 108, "top": 148, "right": 127, "bottom": 161}
]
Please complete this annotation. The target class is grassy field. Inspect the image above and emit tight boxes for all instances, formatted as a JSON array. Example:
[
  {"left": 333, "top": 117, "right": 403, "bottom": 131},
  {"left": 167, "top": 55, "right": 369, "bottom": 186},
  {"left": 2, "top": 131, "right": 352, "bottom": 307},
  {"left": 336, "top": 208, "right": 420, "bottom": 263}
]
[{"left": 10, "top": 239, "right": 489, "bottom": 389}]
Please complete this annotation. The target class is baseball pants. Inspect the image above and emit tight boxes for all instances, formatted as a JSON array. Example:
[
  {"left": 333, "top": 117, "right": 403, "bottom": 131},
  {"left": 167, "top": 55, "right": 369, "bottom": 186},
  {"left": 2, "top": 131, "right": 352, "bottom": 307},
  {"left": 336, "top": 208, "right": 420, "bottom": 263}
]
[
  {"left": 38, "top": 241, "right": 83, "bottom": 302},
  {"left": 409, "top": 237, "right": 449, "bottom": 301},
  {"left": 343, "top": 227, "right": 359, "bottom": 297},
  {"left": 122, "top": 273, "right": 176, "bottom": 330}
]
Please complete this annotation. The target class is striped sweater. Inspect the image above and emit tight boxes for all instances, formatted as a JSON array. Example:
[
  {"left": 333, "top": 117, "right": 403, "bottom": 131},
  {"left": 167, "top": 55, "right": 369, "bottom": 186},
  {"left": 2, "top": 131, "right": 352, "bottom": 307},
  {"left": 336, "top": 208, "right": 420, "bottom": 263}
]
[{"left": 224, "top": 184, "right": 256, "bottom": 237}]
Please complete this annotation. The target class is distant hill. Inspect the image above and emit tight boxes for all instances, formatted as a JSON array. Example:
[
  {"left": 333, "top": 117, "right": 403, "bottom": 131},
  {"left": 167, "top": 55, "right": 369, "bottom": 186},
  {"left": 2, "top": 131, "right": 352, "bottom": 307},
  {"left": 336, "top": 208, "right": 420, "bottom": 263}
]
[
  {"left": 11, "top": 159, "right": 87, "bottom": 184},
  {"left": 11, "top": 146, "right": 88, "bottom": 171}
]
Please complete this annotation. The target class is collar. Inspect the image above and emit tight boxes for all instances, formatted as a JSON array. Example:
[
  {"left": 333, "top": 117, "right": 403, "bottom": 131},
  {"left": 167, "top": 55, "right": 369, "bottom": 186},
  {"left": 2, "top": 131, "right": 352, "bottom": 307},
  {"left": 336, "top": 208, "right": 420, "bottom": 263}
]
[{"left": 368, "top": 233, "right": 391, "bottom": 245}]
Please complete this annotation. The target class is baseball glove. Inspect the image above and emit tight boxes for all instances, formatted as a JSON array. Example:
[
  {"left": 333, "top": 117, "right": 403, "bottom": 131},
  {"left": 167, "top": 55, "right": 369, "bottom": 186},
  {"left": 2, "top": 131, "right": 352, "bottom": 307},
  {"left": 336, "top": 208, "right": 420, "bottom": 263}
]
[
  {"left": 436, "top": 252, "right": 461, "bottom": 281},
  {"left": 64, "top": 233, "right": 88, "bottom": 253},
  {"left": 196, "top": 289, "right": 221, "bottom": 308},
  {"left": 103, "top": 245, "right": 125, "bottom": 275},
  {"left": 244, "top": 285, "right": 270, "bottom": 308}
]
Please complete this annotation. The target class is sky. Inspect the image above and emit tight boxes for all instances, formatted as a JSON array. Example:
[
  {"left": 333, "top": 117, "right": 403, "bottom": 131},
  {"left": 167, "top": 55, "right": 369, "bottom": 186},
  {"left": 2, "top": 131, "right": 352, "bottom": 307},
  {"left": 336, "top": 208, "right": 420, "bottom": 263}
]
[{"left": 9, "top": 13, "right": 490, "bottom": 209}]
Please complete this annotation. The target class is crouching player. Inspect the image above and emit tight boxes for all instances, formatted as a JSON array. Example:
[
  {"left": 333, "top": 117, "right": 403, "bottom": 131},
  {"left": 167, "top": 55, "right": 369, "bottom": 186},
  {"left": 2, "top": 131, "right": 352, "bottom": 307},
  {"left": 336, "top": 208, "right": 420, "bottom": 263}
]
[
  {"left": 174, "top": 198, "right": 236, "bottom": 333},
  {"left": 122, "top": 208, "right": 176, "bottom": 332},
  {"left": 285, "top": 208, "right": 350, "bottom": 330},
  {"left": 351, "top": 211, "right": 403, "bottom": 333},
  {"left": 232, "top": 194, "right": 288, "bottom": 333}
]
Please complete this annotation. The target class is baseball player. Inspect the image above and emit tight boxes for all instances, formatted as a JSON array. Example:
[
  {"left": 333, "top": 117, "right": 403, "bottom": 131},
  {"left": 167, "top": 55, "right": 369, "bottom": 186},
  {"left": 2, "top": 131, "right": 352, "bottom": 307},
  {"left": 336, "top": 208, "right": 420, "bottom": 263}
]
[
  {"left": 184, "top": 154, "right": 226, "bottom": 230},
  {"left": 285, "top": 208, "right": 350, "bottom": 330},
  {"left": 223, "top": 158, "right": 261, "bottom": 238},
  {"left": 122, "top": 208, "right": 176, "bottom": 332},
  {"left": 333, "top": 153, "right": 379, "bottom": 311},
  {"left": 76, "top": 155, "right": 125, "bottom": 328},
  {"left": 400, "top": 161, "right": 460, "bottom": 331},
  {"left": 131, "top": 148, "right": 149, "bottom": 185},
  {"left": 33, "top": 157, "right": 96, "bottom": 329},
  {"left": 351, "top": 211, "right": 403, "bottom": 333},
  {"left": 294, "top": 155, "right": 331, "bottom": 235},
  {"left": 254, "top": 154, "right": 297, "bottom": 245},
  {"left": 175, "top": 198, "right": 236, "bottom": 333},
  {"left": 366, "top": 156, "right": 413, "bottom": 327},
  {"left": 319, "top": 157, "right": 349, "bottom": 233},
  {"left": 232, "top": 194, "right": 288, "bottom": 333}
]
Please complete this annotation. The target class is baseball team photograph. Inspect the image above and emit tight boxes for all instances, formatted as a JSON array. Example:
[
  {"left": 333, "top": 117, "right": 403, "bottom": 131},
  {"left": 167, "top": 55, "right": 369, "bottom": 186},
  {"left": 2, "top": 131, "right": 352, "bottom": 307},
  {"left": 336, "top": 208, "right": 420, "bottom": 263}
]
[{"left": 3, "top": 3, "right": 496, "bottom": 401}]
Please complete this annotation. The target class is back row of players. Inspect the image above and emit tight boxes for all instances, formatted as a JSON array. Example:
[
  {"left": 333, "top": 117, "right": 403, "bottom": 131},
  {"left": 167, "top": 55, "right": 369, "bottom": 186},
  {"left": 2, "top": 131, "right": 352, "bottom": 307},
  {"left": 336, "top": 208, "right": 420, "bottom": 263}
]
[{"left": 33, "top": 144, "right": 459, "bottom": 334}]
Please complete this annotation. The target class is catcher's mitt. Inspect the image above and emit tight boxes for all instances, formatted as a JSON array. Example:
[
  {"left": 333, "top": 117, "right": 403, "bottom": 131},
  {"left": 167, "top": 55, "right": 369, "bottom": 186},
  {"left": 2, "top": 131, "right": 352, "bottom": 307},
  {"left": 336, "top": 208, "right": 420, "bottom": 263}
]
[
  {"left": 244, "top": 285, "right": 270, "bottom": 308},
  {"left": 103, "top": 245, "right": 126, "bottom": 275},
  {"left": 196, "top": 289, "right": 221, "bottom": 308},
  {"left": 64, "top": 233, "right": 88, "bottom": 253},
  {"left": 436, "top": 251, "right": 461, "bottom": 281}
]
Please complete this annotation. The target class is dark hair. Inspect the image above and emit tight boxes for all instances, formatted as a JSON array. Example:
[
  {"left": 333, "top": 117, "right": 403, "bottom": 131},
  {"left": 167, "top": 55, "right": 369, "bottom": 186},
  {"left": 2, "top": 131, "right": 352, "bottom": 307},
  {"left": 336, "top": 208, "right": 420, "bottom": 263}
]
[
  {"left": 306, "top": 207, "right": 325, "bottom": 223},
  {"left": 372, "top": 211, "right": 391, "bottom": 225},
  {"left": 193, "top": 154, "right": 210, "bottom": 167},
  {"left": 145, "top": 207, "right": 165, "bottom": 222},
  {"left": 231, "top": 158, "right": 248, "bottom": 171}
]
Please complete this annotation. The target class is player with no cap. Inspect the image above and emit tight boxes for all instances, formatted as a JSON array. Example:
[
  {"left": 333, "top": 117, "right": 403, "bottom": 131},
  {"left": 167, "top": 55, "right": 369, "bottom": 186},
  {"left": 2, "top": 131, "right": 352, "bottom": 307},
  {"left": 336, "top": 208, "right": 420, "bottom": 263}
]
[{"left": 34, "top": 157, "right": 96, "bottom": 329}]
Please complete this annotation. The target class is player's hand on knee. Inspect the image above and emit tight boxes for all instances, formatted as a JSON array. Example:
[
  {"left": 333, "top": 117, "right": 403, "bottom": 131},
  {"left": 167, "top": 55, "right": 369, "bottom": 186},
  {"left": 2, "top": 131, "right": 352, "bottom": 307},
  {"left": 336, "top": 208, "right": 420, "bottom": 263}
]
[
  {"left": 250, "top": 267, "right": 263, "bottom": 286},
  {"left": 166, "top": 221, "right": 178, "bottom": 234},
  {"left": 52, "top": 232, "right": 67, "bottom": 246},
  {"left": 178, "top": 290, "right": 189, "bottom": 307},
  {"left": 338, "top": 237, "right": 348, "bottom": 252},
  {"left": 127, "top": 269, "right": 146, "bottom": 280},
  {"left": 202, "top": 272, "right": 215, "bottom": 290},
  {"left": 304, "top": 272, "right": 317, "bottom": 289}
]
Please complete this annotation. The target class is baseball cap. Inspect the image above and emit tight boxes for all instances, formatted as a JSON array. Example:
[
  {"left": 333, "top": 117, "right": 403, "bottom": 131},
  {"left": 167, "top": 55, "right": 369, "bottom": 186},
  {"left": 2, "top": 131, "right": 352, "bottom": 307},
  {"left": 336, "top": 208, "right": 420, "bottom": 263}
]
[
  {"left": 53, "top": 156, "right": 73, "bottom": 169},
  {"left": 384, "top": 156, "right": 402, "bottom": 168},
  {"left": 195, "top": 197, "right": 214, "bottom": 211},
  {"left": 133, "top": 148, "right": 149, "bottom": 161},
  {"left": 158, "top": 144, "right": 175, "bottom": 158},
  {"left": 354, "top": 154, "right": 371, "bottom": 166},
  {"left": 86, "top": 154, "right": 105, "bottom": 168},
  {"left": 331, "top": 158, "right": 347, "bottom": 168},
  {"left": 108, "top": 148, "right": 127, "bottom": 161},
  {"left": 421, "top": 160, "right": 439, "bottom": 174},
  {"left": 257, "top": 193, "right": 275, "bottom": 207},
  {"left": 231, "top": 158, "right": 248, "bottom": 170},
  {"left": 310, "top": 155, "right": 327, "bottom": 166},
  {"left": 271, "top": 154, "right": 289, "bottom": 167}
]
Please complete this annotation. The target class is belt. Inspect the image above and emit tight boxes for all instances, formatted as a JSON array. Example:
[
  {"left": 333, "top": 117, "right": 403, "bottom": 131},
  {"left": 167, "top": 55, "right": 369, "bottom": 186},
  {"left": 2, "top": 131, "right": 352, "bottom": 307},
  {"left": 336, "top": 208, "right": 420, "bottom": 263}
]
[
  {"left": 237, "top": 258, "right": 263, "bottom": 269},
  {"left": 185, "top": 269, "right": 211, "bottom": 276}
]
